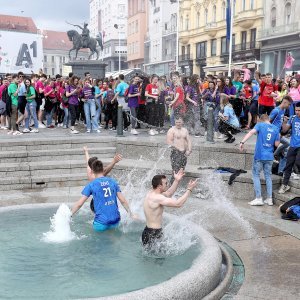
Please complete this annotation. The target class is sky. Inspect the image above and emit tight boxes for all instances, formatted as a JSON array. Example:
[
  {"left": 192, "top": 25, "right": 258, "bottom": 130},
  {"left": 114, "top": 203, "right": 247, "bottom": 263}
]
[{"left": 1, "top": 0, "right": 89, "bottom": 32}]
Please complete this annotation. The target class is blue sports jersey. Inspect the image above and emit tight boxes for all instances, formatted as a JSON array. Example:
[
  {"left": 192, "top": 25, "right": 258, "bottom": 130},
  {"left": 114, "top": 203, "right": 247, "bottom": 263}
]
[
  {"left": 269, "top": 106, "right": 285, "bottom": 130},
  {"left": 288, "top": 116, "right": 300, "bottom": 148},
  {"left": 82, "top": 177, "right": 121, "bottom": 225},
  {"left": 254, "top": 122, "right": 280, "bottom": 160}
]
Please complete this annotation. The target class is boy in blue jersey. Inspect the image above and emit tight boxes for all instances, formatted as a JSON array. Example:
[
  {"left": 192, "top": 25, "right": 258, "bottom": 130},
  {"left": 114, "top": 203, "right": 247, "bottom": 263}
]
[
  {"left": 279, "top": 102, "right": 300, "bottom": 193},
  {"left": 239, "top": 114, "right": 280, "bottom": 206},
  {"left": 71, "top": 160, "right": 137, "bottom": 231},
  {"left": 270, "top": 95, "right": 292, "bottom": 161}
]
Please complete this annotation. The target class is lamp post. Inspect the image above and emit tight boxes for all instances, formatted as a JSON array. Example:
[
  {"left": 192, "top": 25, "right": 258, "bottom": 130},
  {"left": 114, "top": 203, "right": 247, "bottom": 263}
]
[
  {"left": 176, "top": 0, "right": 180, "bottom": 72},
  {"left": 114, "top": 23, "right": 122, "bottom": 73}
]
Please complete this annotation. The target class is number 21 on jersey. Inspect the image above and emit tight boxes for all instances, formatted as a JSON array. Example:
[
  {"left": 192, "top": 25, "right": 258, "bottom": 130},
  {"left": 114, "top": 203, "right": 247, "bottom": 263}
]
[{"left": 103, "top": 187, "right": 112, "bottom": 197}]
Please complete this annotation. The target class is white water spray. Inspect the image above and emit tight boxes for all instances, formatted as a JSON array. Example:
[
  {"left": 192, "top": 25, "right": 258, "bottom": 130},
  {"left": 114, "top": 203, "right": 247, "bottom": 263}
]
[{"left": 42, "top": 204, "right": 78, "bottom": 243}]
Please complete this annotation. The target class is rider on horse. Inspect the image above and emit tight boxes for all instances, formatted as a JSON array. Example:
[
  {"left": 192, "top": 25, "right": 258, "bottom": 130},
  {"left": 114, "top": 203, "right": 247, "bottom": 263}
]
[{"left": 73, "top": 22, "right": 90, "bottom": 48}]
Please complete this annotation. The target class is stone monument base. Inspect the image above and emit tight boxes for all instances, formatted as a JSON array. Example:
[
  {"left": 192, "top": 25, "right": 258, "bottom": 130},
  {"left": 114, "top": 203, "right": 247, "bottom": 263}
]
[{"left": 65, "top": 60, "right": 107, "bottom": 79}]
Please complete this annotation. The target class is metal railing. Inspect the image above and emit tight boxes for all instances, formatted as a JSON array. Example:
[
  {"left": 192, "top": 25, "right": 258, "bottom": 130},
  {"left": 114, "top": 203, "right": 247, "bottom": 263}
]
[{"left": 179, "top": 54, "right": 191, "bottom": 61}]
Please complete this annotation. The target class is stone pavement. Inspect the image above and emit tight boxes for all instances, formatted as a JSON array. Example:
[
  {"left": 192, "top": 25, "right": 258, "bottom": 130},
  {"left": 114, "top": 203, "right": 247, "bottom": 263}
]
[{"left": 0, "top": 125, "right": 299, "bottom": 300}]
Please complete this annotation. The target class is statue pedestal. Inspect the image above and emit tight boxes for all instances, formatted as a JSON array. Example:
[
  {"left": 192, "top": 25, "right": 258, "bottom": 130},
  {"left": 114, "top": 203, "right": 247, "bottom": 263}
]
[{"left": 65, "top": 60, "right": 107, "bottom": 79}]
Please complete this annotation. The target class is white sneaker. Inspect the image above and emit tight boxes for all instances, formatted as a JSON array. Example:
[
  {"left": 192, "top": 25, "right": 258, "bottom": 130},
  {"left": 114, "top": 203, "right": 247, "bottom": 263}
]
[
  {"left": 31, "top": 128, "right": 39, "bottom": 133},
  {"left": 149, "top": 129, "right": 155, "bottom": 136},
  {"left": 278, "top": 184, "right": 290, "bottom": 194},
  {"left": 1, "top": 126, "right": 8, "bottom": 130},
  {"left": 153, "top": 129, "right": 159, "bottom": 135},
  {"left": 63, "top": 125, "right": 67, "bottom": 129},
  {"left": 217, "top": 134, "right": 225, "bottom": 139},
  {"left": 96, "top": 129, "right": 101, "bottom": 133},
  {"left": 13, "top": 131, "right": 23, "bottom": 136},
  {"left": 159, "top": 130, "right": 165, "bottom": 134},
  {"left": 23, "top": 128, "right": 31, "bottom": 133},
  {"left": 86, "top": 129, "right": 91, "bottom": 133},
  {"left": 248, "top": 198, "right": 264, "bottom": 206},
  {"left": 71, "top": 129, "right": 79, "bottom": 134},
  {"left": 291, "top": 173, "right": 300, "bottom": 180},
  {"left": 263, "top": 198, "right": 274, "bottom": 206},
  {"left": 131, "top": 129, "right": 139, "bottom": 135},
  {"left": 38, "top": 122, "right": 46, "bottom": 129}
]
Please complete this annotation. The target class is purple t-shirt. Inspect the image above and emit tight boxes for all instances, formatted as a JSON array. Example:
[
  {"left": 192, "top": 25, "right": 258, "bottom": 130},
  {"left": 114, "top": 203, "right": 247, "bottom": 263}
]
[
  {"left": 158, "top": 90, "right": 167, "bottom": 104},
  {"left": 67, "top": 85, "right": 80, "bottom": 105},
  {"left": 128, "top": 84, "right": 139, "bottom": 108}
]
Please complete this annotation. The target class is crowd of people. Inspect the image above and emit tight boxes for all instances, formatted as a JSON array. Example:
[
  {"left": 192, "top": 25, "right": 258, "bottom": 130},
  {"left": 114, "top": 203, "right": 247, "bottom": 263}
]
[{"left": 0, "top": 66, "right": 299, "bottom": 201}]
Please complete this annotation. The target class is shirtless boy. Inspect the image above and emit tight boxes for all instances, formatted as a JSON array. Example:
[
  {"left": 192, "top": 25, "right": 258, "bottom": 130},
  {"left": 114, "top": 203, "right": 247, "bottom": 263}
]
[
  {"left": 166, "top": 117, "right": 192, "bottom": 183},
  {"left": 142, "top": 169, "right": 197, "bottom": 247}
]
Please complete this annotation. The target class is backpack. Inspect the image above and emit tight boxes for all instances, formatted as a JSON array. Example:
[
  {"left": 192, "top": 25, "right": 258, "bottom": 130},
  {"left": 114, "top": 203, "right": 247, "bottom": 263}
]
[
  {"left": 3, "top": 86, "right": 12, "bottom": 117},
  {"left": 124, "top": 87, "right": 129, "bottom": 103},
  {"left": 1, "top": 86, "right": 10, "bottom": 103}
]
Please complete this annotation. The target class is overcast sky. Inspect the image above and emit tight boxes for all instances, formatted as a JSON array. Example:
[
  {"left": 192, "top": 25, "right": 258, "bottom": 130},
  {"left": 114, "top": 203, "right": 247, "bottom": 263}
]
[{"left": 1, "top": 0, "right": 89, "bottom": 32}]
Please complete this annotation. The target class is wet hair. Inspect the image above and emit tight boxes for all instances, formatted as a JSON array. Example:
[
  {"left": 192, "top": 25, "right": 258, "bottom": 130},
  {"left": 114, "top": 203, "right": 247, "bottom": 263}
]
[
  {"left": 296, "top": 102, "right": 300, "bottom": 108},
  {"left": 91, "top": 160, "right": 104, "bottom": 174},
  {"left": 259, "top": 114, "right": 270, "bottom": 122},
  {"left": 88, "top": 156, "right": 98, "bottom": 168},
  {"left": 152, "top": 175, "right": 167, "bottom": 189},
  {"left": 282, "top": 95, "right": 293, "bottom": 104},
  {"left": 119, "top": 74, "right": 125, "bottom": 80}
]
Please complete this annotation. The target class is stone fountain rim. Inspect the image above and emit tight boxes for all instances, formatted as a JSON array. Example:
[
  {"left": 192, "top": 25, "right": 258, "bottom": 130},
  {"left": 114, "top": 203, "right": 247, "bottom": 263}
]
[{"left": 0, "top": 203, "right": 225, "bottom": 300}]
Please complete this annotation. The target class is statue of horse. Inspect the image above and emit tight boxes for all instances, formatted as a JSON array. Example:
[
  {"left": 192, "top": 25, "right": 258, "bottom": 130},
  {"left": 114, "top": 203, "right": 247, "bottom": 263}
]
[{"left": 67, "top": 30, "right": 103, "bottom": 60}]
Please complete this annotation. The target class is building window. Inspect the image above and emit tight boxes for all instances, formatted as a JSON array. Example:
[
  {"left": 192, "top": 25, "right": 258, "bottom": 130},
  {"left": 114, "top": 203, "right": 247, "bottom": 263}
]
[
  {"left": 181, "top": 46, "right": 185, "bottom": 57},
  {"left": 180, "top": 16, "right": 183, "bottom": 30},
  {"left": 271, "top": 7, "right": 276, "bottom": 27},
  {"left": 44, "top": 68, "right": 48, "bottom": 74},
  {"left": 211, "top": 39, "right": 217, "bottom": 56},
  {"left": 222, "top": 1, "right": 226, "bottom": 20},
  {"left": 241, "top": 31, "right": 247, "bottom": 50},
  {"left": 44, "top": 55, "right": 47, "bottom": 62},
  {"left": 213, "top": 5, "right": 216, "bottom": 22},
  {"left": 242, "top": 0, "right": 246, "bottom": 11},
  {"left": 285, "top": 2, "right": 292, "bottom": 25},
  {"left": 221, "top": 37, "right": 228, "bottom": 54},
  {"left": 250, "top": 0, "right": 254, "bottom": 9},
  {"left": 204, "top": 9, "right": 208, "bottom": 25},
  {"left": 187, "top": 44, "right": 190, "bottom": 58},
  {"left": 196, "top": 12, "right": 200, "bottom": 28},
  {"left": 185, "top": 15, "right": 189, "bottom": 30},
  {"left": 51, "top": 56, "right": 55, "bottom": 63},
  {"left": 196, "top": 41, "right": 207, "bottom": 59},
  {"left": 250, "top": 28, "right": 256, "bottom": 48},
  {"left": 52, "top": 68, "right": 55, "bottom": 75}
]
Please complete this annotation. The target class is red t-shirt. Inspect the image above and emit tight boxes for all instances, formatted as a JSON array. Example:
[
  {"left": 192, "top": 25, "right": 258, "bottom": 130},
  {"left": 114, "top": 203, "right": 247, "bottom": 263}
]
[
  {"left": 145, "top": 84, "right": 159, "bottom": 97},
  {"left": 44, "top": 85, "right": 56, "bottom": 98},
  {"left": 173, "top": 86, "right": 186, "bottom": 113},
  {"left": 244, "top": 86, "right": 252, "bottom": 99},
  {"left": 259, "top": 82, "right": 278, "bottom": 106}
]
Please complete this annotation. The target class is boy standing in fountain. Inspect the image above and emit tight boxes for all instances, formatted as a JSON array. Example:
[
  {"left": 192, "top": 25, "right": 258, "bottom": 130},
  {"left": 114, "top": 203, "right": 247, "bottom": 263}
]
[
  {"left": 71, "top": 160, "right": 137, "bottom": 231},
  {"left": 143, "top": 169, "right": 197, "bottom": 248},
  {"left": 167, "top": 117, "right": 192, "bottom": 183}
]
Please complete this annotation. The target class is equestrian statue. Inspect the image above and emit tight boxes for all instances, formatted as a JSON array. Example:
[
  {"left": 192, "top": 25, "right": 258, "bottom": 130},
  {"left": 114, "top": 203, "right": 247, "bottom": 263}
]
[{"left": 67, "top": 22, "right": 103, "bottom": 60}]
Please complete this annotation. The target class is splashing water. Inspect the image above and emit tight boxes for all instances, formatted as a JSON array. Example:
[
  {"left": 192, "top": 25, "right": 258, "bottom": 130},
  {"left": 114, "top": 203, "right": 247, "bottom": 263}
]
[{"left": 42, "top": 204, "right": 78, "bottom": 243}]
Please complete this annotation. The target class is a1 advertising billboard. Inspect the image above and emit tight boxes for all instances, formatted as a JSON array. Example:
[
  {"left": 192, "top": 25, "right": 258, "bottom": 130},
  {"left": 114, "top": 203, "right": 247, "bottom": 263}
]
[{"left": 0, "top": 30, "right": 43, "bottom": 74}]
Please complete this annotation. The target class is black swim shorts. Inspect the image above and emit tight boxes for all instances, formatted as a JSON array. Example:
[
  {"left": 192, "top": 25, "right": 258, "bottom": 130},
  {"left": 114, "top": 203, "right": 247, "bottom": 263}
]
[{"left": 142, "top": 226, "right": 163, "bottom": 247}]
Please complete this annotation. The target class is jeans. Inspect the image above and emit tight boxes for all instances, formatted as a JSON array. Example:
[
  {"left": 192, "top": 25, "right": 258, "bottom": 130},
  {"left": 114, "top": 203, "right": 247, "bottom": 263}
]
[
  {"left": 25, "top": 100, "right": 38, "bottom": 129},
  {"left": 283, "top": 147, "right": 300, "bottom": 185},
  {"left": 95, "top": 98, "right": 101, "bottom": 125},
  {"left": 129, "top": 106, "right": 137, "bottom": 128},
  {"left": 45, "top": 107, "right": 55, "bottom": 126},
  {"left": 84, "top": 99, "right": 98, "bottom": 130},
  {"left": 274, "top": 136, "right": 290, "bottom": 157},
  {"left": 63, "top": 106, "right": 69, "bottom": 127},
  {"left": 252, "top": 159, "right": 273, "bottom": 198}
]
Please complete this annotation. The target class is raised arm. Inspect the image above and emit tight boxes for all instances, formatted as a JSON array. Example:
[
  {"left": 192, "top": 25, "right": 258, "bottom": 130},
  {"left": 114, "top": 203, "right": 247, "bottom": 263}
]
[
  {"left": 158, "top": 179, "right": 197, "bottom": 208},
  {"left": 83, "top": 146, "right": 90, "bottom": 165},
  {"left": 103, "top": 154, "right": 122, "bottom": 176},
  {"left": 163, "top": 169, "right": 184, "bottom": 197}
]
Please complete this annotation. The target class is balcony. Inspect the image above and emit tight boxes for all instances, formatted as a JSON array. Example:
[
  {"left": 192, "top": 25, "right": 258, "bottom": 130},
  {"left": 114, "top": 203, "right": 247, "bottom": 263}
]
[
  {"left": 162, "top": 27, "right": 176, "bottom": 36},
  {"left": 220, "top": 41, "right": 260, "bottom": 63},
  {"left": 259, "top": 22, "right": 300, "bottom": 40},
  {"left": 179, "top": 54, "right": 192, "bottom": 62},
  {"left": 204, "top": 22, "right": 218, "bottom": 37},
  {"left": 236, "top": 8, "right": 264, "bottom": 29}
]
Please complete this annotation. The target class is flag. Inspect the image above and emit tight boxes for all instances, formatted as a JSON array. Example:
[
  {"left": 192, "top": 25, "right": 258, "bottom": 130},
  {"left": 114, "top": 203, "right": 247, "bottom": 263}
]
[
  {"left": 284, "top": 52, "right": 295, "bottom": 69},
  {"left": 226, "top": 0, "right": 231, "bottom": 40}
]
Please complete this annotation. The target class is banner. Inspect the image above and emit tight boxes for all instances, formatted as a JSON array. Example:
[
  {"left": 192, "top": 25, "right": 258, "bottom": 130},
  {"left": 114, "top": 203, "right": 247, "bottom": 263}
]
[{"left": 0, "top": 30, "right": 43, "bottom": 74}]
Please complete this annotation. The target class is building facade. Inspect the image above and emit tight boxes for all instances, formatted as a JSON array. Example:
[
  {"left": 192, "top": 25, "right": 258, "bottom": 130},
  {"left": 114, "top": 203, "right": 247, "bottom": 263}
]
[
  {"left": 179, "top": 0, "right": 263, "bottom": 77},
  {"left": 259, "top": 0, "right": 300, "bottom": 76},
  {"left": 144, "top": 0, "right": 178, "bottom": 75},
  {"left": 127, "top": 0, "right": 148, "bottom": 69},
  {"left": 89, "top": 0, "right": 128, "bottom": 72},
  {"left": 42, "top": 30, "right": 88, "bottom": 76}
]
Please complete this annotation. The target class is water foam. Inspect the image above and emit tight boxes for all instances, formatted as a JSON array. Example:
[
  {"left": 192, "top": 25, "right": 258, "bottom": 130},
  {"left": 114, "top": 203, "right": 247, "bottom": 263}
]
[{"left": 42, "top": 204, "right": 78, "bottom": 243}]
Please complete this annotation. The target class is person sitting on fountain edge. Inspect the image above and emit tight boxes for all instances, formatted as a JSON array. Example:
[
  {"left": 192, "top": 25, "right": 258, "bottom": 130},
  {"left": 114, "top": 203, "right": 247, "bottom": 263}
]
[
  {"left": 71, "top": 159, "right": 138, "bottom": 231},
  {"left": 142, "top": 169, "right": 197, "bottom": 248}
]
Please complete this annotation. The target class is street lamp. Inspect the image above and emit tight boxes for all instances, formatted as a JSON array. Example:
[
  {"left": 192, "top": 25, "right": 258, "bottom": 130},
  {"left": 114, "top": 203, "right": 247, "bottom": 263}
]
[{"left": 114, "top": 24, "right": 121, "bottom": 73}]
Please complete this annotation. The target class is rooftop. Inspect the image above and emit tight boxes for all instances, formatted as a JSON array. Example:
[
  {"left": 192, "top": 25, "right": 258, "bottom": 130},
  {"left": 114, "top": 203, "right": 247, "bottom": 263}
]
[
  {"left": 0, "top": 14, "right": 37, "bottom": 33},
  {"left": 42, "top": 30, "right": 73, "bottom": 51}
]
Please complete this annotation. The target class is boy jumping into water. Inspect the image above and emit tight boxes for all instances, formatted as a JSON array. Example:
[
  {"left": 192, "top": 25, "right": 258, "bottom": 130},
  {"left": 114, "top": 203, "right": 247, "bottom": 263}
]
[
  {"left": 72, "top": 159, "right": 137, "bottom": 231},
  {"left": 142, "top": 169, "right": 197, "bottom": 248}
]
